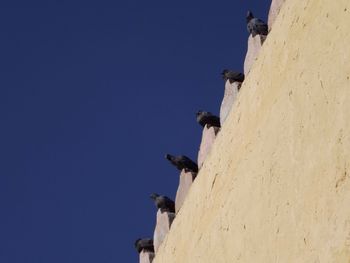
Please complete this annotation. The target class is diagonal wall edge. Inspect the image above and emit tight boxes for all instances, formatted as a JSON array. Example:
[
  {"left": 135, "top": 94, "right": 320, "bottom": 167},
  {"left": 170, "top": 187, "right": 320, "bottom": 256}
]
[{"left": 154, "top": 0, "right": 350, "bottom": 262}]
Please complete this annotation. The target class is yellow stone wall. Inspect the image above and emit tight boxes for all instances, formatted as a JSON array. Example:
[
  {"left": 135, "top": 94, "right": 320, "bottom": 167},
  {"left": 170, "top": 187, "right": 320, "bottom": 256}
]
[{"left": 154, "top": 0, "right": 350, "bottom": 262}]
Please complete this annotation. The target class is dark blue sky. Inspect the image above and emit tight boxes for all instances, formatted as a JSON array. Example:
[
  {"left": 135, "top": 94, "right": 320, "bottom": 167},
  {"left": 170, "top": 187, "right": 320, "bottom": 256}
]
[{"left": 0, "top": 1, "right": 270, "bottom": 262}]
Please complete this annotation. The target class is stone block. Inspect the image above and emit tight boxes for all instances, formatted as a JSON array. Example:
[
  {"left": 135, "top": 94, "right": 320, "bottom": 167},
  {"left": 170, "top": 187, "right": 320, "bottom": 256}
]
[
  {"left": 220, "top": 80, "right": 241, "bottom": 125},
  {"left": 268, "top": 0, "right": 286, "bottom": 29},
  {"left": 244, "top": 34, "right": 267, "bottom": 75},
  {"left": 139, "top": 250, "right": 155, "bottom": 263},
  {"left": 153, "top": 210, "right": 175, "bottom": 253},
  {"left": 197, "top": 125, "right": 220, "bottom": 169},
  {"left": 175, "top": 170, "right": 196, "bottom": 213}
]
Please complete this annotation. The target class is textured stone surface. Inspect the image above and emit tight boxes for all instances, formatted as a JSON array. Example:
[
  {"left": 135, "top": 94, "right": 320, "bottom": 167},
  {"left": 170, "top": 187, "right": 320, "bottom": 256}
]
[
  {"left": 220, "top": 80, "right": 241, "bottom": 126},
  {"left": 140, "top": 250, "right": 155, "bottom": 263},
  {"left": 268, "top": 0, "right": 286, "bottom": 29},
  {"left": 153, "top": 210, "right": 175, "bottom": 253},
  {"left": 243, "top": 34, "right": 266, "bottom": 75},
  {"left": 175, "top": 170, "right": 196, "bottom": 213},
  {"left": 197, "top": 125, "right": 220, "bottom": 169},
  {"left": 154, "top": 0, "right": 350, "bottom": 262}
]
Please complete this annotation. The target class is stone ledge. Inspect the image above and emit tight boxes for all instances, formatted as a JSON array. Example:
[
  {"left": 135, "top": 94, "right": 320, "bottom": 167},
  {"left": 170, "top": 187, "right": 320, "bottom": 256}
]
[
  {"left": 244, "top": 34, "right": 267, "bottom": 75},
  {"left": 175, "top": 170, "right": 196, "bottom": 213},
  {"left": 140, "top": 250, "right": 155, "bottom": 263},
  {"left": 197, "top": 125, "right": 220, "bottom": 169},
  {"left": 153, "top": 210, "right": 175, "bottom": 253},
  {"left": 220, "top": 80, "right": 241, "bottom": 126}
]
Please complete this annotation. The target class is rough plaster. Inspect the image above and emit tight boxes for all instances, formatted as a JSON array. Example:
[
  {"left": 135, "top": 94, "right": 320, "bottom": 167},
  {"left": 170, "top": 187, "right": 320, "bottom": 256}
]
[{"left": 154, "top": 0, "right": 350, "bottom": 262}]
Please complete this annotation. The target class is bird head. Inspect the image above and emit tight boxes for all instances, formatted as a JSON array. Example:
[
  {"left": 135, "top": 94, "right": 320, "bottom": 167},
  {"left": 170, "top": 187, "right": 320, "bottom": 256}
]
[
  {"left": 134, "top": 238, "right": 141, "bottom": 252},
  {"left": 221, "top": 69, "right": 229, "bottom": 79},
  {"left": 196, "top": 110, "right": 203, "bottom": 117},
  {"left": 165, "top": 154, "right": 173, "bottom": 161},
  {"left": 150, "top": 193, "right": 160, "bottom": 200},
  {"left": 246, "top": 11, "right": 254, "bottom": 22},
  {"left": 134, "top": 238, "right": 141, "bottom": 247}
]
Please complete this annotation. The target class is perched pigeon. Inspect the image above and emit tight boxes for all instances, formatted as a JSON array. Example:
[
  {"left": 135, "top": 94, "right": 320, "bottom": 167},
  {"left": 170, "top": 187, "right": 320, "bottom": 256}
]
[
  {"left": 134, "top": 238, "right": 154, "bottom": 253},
  {"left": 196, "top": 111, "right": 221, "bottom": 128},
  {"left": 150, "top": 193, "right": 175, "bottom": 213},
  {"left": 165, "top": 154, "right": 198, "bottom": 173},
  {"left": 221, "top": 69, "right": 245, "bottom": 83},
  {"left": 246, "top": 11, "right": 268, "bottom": 37}
]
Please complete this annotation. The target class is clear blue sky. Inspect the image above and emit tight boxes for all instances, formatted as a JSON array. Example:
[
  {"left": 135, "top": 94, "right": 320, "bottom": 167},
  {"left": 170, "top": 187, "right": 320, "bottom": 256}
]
[{"left": 0, "top": 1, "right": 270, "bottom": 262}]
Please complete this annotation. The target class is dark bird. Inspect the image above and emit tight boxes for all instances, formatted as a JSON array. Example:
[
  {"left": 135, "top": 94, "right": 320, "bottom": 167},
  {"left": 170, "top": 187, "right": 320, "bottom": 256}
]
[
  {"left": 134, "top": 238, "right": 154, "bottom": 253},
  {"left": 165, "top": 154, "right": 198, "bottom": 173},
  {"left": 221, "top": 69, "right": 245, "bottom": 83},
  {"left": 196, "top": 111, "right": 221, "bottom": 128},
  {"left": 246, "top": 11, "right": 268, "bottom": 37},
  {"left": 150, "top": 193, "right": 175, "bottom": 213}
]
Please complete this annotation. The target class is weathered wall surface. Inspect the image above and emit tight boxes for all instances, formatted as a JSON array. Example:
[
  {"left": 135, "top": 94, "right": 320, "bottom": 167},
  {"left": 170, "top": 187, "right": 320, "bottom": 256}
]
[
  {"left": 154, "top": 0, "right": 350, "bottom": 262},
  {"left": 268, "top": 0, "right": 286, "bottom": 29}
]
